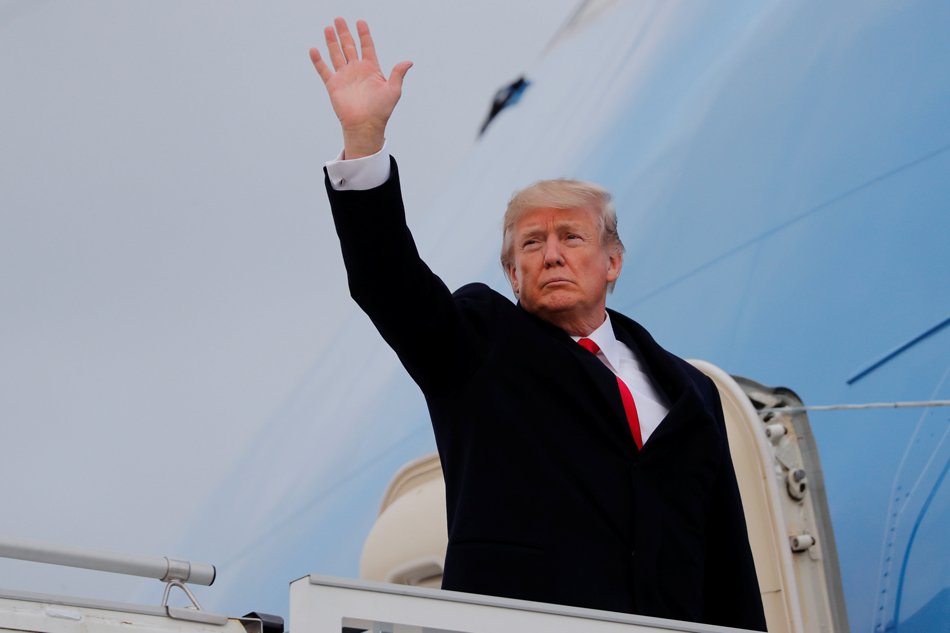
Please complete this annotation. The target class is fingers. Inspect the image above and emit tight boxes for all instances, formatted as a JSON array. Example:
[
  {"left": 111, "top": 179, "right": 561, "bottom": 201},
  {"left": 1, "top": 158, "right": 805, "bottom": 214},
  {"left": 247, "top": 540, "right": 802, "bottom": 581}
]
[
  {"left": 356, "top": 20, "right": 377, "bottom": 63},
  {"left": 323, "top": 24, "right": 345, "bottom": 70},
  {"left": 312, "top": 18, "right": 390, "bottom": 81},
  {"left": 308, "top": 48, "right": 332, "bottom": 84},
  {"left": 334, "top": 17, "right": 360, "bottom": 66},
  {"left": 389, "top": 61, "right": 413, "bottom": 91}
]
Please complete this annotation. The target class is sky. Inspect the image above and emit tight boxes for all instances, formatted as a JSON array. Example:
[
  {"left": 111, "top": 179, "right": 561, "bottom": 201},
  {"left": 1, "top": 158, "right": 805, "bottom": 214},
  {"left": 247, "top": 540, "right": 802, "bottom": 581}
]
[{"left": 0, "top": 0, "right": 576, "bottom": 604}]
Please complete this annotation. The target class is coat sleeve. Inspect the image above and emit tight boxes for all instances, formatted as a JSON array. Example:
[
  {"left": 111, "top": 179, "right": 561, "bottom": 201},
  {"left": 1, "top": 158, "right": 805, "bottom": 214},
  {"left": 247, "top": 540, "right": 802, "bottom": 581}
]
[
  {"left": 701, "top": 385, "right": 769, "bottom": 631},
  {"left": 325, "top": 157, "right": 490, "bottom": 395}
]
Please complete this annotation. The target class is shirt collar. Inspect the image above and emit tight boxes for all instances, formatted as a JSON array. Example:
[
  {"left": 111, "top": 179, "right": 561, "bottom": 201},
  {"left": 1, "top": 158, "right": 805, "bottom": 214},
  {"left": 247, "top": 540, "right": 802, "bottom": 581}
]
[{"left": 571, "top": 313, "right": 621, "bottom": 374}]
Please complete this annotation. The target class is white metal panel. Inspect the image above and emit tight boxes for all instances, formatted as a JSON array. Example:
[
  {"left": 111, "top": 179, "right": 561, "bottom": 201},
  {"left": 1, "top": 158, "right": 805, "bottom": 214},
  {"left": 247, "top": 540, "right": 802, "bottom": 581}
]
[
  {"left": 0, "top": 595, "right": 246, "bottom": 633},
  {"left": 290, "top": 575, "right": 764, "bottom": 633}
]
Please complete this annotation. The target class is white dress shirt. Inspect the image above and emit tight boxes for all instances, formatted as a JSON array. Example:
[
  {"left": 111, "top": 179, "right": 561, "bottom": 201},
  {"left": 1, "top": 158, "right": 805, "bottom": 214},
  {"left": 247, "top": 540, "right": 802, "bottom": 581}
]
[
  {"left": 325, "top": 144, "right": 391, "bottom": 191},
  {"left": 572, "top": 314, "right": 669, "bottom": 445},
  {"left": 325, "top": 147, "right": 670, "bottom": 445}
]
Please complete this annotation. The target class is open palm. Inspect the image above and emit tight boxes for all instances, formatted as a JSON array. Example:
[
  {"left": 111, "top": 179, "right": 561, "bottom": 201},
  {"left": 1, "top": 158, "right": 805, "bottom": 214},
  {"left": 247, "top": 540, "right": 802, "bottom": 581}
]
[{"left": 310, "top": 18, "right": 412, "bottom": 158}]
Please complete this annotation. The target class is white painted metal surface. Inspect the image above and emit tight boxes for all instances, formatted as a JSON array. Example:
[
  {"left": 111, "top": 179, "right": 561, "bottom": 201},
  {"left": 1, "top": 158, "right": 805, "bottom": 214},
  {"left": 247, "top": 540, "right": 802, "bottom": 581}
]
[
  {"left": 290, "top": 575, "right": 763, "bottom": 633},
  {"left": 0, "top": 593, "right": 250, "bottom": 633}
]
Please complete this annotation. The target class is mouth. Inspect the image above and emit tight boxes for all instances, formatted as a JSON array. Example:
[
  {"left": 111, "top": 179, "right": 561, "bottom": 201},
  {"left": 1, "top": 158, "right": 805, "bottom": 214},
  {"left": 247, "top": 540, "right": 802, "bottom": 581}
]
[{"left": 542, "top": 278, "right": 574, "bottom": 288}]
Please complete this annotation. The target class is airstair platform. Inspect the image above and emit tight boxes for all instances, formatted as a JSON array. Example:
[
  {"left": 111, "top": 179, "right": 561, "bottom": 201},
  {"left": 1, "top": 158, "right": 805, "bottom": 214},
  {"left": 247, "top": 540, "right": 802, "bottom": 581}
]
[{"left": 291, "top": 575, "right": 763, "bottom": 633}]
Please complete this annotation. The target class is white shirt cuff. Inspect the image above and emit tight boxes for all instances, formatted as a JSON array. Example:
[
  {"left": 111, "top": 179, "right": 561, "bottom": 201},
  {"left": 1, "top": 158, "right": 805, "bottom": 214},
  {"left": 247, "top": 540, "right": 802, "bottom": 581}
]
[{"left": 324, "top": 143, "right": 391, "bottom": 191}]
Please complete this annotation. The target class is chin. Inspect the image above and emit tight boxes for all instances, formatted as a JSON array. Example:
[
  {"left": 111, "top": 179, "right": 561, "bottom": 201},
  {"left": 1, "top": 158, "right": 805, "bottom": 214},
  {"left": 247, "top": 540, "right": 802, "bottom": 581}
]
[{"left": 533, "top": 297, "right": 582, "bottom": 316}]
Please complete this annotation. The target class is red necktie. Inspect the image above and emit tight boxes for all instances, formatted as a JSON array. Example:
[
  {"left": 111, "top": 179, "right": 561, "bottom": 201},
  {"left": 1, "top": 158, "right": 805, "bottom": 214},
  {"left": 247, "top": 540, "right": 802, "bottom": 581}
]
[{"left": 578, "top": 338, "right": 643, "bottom": 450}]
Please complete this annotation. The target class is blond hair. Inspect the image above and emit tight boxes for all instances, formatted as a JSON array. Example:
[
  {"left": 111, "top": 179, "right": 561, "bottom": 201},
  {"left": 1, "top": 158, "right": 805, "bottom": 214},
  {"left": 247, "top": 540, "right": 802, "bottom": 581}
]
[{"left": 500, "top": 179, "right": 625, "bottom": 289}]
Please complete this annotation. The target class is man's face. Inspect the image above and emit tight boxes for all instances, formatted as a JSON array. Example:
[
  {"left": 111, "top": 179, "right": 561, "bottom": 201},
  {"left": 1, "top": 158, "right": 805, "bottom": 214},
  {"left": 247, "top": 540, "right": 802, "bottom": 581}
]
[{"left": 506, "top": 206, "right": 622, "bottom": 333}]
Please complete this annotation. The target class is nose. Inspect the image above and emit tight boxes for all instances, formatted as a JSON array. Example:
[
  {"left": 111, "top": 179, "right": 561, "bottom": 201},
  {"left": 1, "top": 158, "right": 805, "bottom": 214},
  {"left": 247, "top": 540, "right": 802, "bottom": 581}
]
[{"left": 543, "top": 234, "right": 563, "bottom": 267}]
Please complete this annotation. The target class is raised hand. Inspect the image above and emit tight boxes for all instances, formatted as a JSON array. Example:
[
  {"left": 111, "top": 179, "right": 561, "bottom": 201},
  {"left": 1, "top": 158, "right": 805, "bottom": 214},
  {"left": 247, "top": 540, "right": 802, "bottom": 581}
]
[{"left": 309, "top": 18, "right": 412, "bottom": 159}]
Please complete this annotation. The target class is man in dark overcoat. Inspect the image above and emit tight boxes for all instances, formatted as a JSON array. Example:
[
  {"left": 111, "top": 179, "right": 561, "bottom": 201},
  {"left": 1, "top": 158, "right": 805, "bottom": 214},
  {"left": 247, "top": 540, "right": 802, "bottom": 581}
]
[{"left": 309, "top": 18, "right": 767, "bottom": 631}]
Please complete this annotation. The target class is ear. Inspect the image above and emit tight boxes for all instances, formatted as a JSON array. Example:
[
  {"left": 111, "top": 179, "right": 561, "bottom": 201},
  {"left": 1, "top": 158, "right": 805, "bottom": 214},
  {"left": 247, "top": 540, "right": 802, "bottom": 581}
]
[
  {"left": 606, "top": 250, "right": 623, "bottom": 283},
  {"left": 507, "top": 264, "right": 521, "bottom": 295}
]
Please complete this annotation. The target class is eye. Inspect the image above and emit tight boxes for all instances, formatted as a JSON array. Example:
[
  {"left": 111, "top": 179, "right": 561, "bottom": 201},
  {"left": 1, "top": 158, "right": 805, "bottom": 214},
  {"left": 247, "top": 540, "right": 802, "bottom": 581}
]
[
  {"left": 566, "top": 233, "right": 583, "bottom": 242},
  {"left": 521, "top": 238, "right": 541, "bottom": 251}
]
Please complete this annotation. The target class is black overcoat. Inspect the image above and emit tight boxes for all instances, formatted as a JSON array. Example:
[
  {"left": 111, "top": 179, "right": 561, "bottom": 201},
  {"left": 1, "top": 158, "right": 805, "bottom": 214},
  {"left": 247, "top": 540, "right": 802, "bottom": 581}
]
[{"left": 326, "top": 159, "right": 766, "bottom": 631}]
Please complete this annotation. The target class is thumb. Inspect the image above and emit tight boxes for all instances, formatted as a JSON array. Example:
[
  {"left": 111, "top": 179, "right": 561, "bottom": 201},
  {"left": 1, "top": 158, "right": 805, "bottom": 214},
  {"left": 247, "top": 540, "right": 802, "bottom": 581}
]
[{"left": 389, "top": 60, "right": 413, "bottom": 90}]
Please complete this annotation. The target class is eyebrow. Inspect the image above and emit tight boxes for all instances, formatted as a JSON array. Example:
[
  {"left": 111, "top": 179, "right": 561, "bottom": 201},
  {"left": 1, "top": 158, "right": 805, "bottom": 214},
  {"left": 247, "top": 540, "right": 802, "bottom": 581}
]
[{"left": 517, "top": 220, "right": 590, "bottom": 235}]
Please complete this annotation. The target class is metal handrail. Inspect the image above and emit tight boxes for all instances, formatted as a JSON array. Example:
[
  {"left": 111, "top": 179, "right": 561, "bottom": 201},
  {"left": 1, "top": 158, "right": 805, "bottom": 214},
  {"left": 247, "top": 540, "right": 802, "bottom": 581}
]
[{"left": 0, "top": 536, "right": 215, "bottom": 586}]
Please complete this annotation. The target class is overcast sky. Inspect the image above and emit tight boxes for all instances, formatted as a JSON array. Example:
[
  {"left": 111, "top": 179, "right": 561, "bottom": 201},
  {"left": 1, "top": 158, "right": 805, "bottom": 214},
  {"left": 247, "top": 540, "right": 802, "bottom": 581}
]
[{"left": 0, "top": 0, "right": 576, "bottom": 602}]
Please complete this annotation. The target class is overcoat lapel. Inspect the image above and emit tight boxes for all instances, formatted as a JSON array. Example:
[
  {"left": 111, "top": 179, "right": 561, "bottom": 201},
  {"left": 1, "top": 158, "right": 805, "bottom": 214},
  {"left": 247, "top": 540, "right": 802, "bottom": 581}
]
[
  {"left": 567, "top": 337, "right": 641, "bottom": 455},
  {"left": 523, "top": 308, "right": 638, "bottom": 456},
  {"left": 608, "top": 309, "right": 706, "bottom": 451}
]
